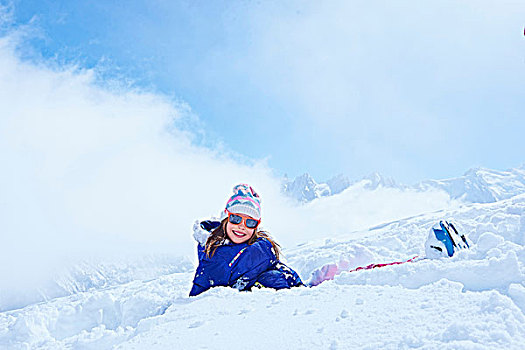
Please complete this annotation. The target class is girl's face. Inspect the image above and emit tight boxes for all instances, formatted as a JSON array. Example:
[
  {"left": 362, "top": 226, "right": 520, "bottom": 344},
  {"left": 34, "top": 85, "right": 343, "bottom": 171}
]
[{"left": 225, "top": 217, "right": 256, "bottom": 244}]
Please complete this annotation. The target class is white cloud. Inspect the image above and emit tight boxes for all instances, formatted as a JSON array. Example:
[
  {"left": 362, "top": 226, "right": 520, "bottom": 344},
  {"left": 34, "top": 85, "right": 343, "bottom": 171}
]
[{"left": 0, "top": 30, "right": 283, "bottom": 288}]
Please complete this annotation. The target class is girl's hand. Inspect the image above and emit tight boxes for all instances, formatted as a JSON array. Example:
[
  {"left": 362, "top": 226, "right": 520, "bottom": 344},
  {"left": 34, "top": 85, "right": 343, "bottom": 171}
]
[{"left": 193, "top": 220, "right": 212, "bottom": 246}]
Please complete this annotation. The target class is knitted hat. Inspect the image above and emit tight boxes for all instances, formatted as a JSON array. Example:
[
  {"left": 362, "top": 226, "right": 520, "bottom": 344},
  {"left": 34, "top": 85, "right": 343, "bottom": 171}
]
[{"left": 221, "top": 184, "right": 262, "bottom": 220}]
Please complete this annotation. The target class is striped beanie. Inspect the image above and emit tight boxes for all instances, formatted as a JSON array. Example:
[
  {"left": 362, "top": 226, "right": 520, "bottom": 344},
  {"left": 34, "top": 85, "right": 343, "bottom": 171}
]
[{"left": 221, "top": 184, "right": 262, "bottom": 220}]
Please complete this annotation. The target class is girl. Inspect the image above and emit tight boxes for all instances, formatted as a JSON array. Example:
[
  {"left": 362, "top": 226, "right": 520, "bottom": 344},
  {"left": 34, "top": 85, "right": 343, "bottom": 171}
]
[{"left": 189, "top": 184, "right": 303, "bottom": 296}]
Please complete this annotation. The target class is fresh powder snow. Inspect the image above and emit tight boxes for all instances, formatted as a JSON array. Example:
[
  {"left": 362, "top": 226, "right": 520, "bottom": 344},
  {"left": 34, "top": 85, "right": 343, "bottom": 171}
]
[{"left": 1, "top": 186, "right": 524, "bottom": 349}]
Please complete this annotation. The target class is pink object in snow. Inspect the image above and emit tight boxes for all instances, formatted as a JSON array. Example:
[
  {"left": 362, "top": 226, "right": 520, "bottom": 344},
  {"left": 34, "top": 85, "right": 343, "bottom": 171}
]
[
  {"left": 309, "top": 263, "right": 340, "bottom": 286},
  {"left": 309, "top": 256, "right": 421, "bottom": 286}
]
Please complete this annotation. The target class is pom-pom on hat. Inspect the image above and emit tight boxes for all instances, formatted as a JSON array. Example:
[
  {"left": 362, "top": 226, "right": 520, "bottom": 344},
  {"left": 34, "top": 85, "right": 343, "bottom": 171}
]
[{"left": 221, "top": 184, "right": 262, "bottom": 221}]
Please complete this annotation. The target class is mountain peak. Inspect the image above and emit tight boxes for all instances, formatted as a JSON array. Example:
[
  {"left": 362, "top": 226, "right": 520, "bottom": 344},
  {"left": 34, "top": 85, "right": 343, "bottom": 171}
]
[
  {"left": 281, "top": 172, "right": 330, "bottom": 203},
  {"left": 326, "top": 174, "right": 352, "bottom": 195},
  {"left": 283, "top": 164, "right": 525, "bottom": 204},
  {"left": 361, "top": 172, "right": 399, "bottom": 190}
]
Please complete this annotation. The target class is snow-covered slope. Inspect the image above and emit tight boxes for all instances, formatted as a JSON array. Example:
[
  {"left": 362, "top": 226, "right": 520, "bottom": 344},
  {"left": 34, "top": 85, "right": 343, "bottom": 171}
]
[
  {"left": 0, "top": 179, "right": 457, "bottom": 315},
  {"left": 417, "top": 166, "right": 525, "bottom": 203},
  {"left": 0, "top": 255, "right": 193, "bottom": 314},
  {"left": 2, "top": 194, "right": 524, "bottom": 349},
  {"left": 283, "top": 165, "right": 525, "bottom": 204}
]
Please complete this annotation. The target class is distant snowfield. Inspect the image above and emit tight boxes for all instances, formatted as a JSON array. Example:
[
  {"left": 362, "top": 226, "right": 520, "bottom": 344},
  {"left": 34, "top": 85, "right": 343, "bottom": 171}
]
[{"left": 2, "top": 194, "right": 524, "bottom": 349}]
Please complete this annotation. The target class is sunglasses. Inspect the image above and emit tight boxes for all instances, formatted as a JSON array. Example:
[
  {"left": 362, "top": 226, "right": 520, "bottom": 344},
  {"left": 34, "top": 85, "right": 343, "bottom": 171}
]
[{"left": 227, "top": 211, "right": 260, "bottom": 229}]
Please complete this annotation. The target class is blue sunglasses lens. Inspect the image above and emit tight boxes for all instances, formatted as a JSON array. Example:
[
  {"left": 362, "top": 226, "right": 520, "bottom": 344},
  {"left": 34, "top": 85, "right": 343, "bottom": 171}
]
[
  {"left": 229, "top": 214, "right": 243, "bottom": 224},
  {"left": 245, "top": 219, "right": 258, "bottom": 228}
]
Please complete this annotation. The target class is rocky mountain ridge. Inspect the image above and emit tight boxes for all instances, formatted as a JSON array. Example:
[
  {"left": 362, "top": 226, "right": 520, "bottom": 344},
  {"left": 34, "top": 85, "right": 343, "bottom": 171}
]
[{"left": 282, "top": 164, "right": 525, "bottom": 204}]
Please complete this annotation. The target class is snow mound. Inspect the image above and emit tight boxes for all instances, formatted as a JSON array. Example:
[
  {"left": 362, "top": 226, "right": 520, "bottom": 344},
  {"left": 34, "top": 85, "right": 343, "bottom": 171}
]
[
  {"left": 1, "top": 195, "right": 525, "bottom": 349},
  {"left": 0, "top": 255, "right": 193, "bottom": 313}
]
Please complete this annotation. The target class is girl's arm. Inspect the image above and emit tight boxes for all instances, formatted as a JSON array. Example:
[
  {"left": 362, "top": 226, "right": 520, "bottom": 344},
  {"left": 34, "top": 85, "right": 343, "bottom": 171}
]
[
  {"left": 228, "top": 239, "right": 277, "bottom": 291},
  {"left": 189, "top": 244, "right": 232, "bottom": 296}
]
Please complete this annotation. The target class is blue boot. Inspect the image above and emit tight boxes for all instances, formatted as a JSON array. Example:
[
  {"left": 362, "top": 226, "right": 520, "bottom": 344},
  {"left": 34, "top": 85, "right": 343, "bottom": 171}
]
[{"left": 425, "top": 220, "right": 470, "bottom": 258}]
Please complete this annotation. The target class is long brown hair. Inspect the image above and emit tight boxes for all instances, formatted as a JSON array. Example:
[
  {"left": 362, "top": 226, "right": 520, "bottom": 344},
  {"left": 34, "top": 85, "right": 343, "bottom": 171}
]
[{"left": 205, "top": 218, "right": 281, "bottom": 260}]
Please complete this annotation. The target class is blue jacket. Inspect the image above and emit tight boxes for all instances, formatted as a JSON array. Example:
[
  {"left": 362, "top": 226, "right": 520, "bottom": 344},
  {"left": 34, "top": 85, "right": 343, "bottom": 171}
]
[{"left": 189, "top": 220, "right": 303, "bottom": 296}]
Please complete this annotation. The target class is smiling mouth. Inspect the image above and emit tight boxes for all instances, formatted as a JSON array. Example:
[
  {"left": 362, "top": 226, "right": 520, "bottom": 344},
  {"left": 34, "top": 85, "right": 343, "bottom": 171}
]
[{"left": 232, "top": 230, "right": 247, "bottom": 238}]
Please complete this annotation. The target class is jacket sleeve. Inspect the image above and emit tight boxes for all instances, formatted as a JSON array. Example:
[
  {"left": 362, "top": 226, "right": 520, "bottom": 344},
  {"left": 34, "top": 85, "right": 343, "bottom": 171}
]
[
  {"left": 228, "top": 239, "right": 277, "bottom": 291},
  {"left": 189, "top": 244, "right": 209, "bottom": 296},
  {"left": 189, "top": 243, "right": 231, "bottom": 296},
  {"left": 256, "top": 262, "right": 304, "bottom": 289},
  {"left": 190, "top": 260, "right": 221, "bottom": 297},
  {"left": 189, "top": 219, "right": 222, "bottom": 296}
]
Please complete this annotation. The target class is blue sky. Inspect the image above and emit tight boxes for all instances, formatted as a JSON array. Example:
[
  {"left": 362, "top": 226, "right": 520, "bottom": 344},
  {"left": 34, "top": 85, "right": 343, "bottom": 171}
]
[{"left": 4, "top": 0, "right": 525, "bottom": 183}]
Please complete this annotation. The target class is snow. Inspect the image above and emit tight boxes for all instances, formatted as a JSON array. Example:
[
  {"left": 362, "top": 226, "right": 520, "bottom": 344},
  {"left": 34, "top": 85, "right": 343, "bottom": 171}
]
[
  {"left": 0, "top": 255, "right": 193, "bottom": 314},
  {"left": 418, "top": 167, "right": 525, "bottom": 203},
  {"left": 2, "top": 192, "right": 524, "bottom": 349},
  {"left": 281, "top": 172, "right": 401, "bottom": 203},
  {"left": 283, "top": 166, "right": 525, "bottom": 205},
  {"left": 282, "top": 173, "right": 332, "bottom": 202}
]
